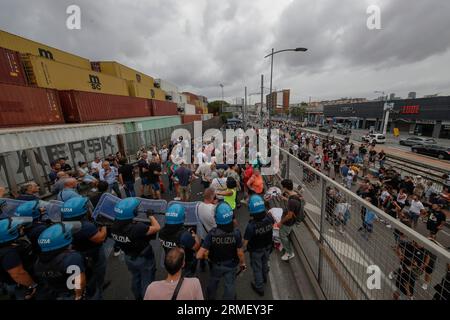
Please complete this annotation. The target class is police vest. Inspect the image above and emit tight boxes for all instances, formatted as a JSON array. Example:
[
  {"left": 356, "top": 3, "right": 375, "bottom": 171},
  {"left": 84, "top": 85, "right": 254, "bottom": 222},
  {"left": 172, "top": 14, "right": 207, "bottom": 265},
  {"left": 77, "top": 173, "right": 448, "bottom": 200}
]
[
  {"left": 247, "top": 218, "right": 273, "bottom": 252},
  {"left": 159, "top": 227, "right": 185, "bottom": 253},
  {"left": 111, "top": 222, "right": 152, "bottom": 258},
  {"left": 34, "top": 251, "right": 72, "bottom": 295},
  {"left": 208, "top": 228, "right": 238, "bottom": 264}
]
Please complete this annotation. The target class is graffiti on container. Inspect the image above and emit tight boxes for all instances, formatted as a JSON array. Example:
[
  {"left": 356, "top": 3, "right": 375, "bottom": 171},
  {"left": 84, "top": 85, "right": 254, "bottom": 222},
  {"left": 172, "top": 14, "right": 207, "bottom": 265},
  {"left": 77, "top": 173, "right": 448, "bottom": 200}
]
[{"left": 0, "top": 136, "right": 117, "bottom": 190}]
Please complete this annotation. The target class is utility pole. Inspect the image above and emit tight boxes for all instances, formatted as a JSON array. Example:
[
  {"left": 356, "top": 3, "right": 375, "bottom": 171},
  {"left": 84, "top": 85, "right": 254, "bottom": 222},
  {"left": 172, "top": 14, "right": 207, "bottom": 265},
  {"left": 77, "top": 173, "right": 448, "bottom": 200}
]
[
  {"left": 244, "top": 86, "right": 247, "bottom": 129},
  {"left": 260, "top": 74, "right": 264, "bottom": 128},
  {"left": 269, "top": 48, "right": 274, "bottom": 130}
]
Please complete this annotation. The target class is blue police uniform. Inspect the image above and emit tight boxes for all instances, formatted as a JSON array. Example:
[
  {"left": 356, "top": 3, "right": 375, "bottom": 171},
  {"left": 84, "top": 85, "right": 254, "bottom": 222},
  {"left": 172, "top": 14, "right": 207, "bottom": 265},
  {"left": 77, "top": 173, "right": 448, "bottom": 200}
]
[
  {"left": 0, "top": 217, "right": 35, "bottom": 300},
  {"left": 110, "top": 198, "right": 156, "bottom": 300},
  {"left": 60, "top": 197, "right": 106, "bottom": 300},
  {"left": 34, "top": 222, "right": 85, "bottom": 300},
  {"left": 202, "top": 202, "right": 243, "bottom": 300},
  {"left": 159, "top": 204, "right": 197, "bottom": 277},
  {"left": 244, "top": 195, "right": 274, "bottom": 294}
]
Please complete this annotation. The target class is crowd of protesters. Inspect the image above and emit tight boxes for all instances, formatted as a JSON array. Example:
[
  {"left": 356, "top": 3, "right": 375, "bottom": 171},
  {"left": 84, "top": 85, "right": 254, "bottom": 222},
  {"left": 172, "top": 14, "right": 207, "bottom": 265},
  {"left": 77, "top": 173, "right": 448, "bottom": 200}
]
[{"left": 270, "top": 119, "right": 449, "bottom": 300}]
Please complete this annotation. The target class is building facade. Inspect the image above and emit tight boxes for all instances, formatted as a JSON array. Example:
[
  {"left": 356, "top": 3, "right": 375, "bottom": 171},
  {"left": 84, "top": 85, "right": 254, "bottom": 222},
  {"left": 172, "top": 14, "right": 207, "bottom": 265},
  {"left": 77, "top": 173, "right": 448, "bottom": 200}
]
[{"left": 323, "top": 96, "right": 450, "bottom": 138}]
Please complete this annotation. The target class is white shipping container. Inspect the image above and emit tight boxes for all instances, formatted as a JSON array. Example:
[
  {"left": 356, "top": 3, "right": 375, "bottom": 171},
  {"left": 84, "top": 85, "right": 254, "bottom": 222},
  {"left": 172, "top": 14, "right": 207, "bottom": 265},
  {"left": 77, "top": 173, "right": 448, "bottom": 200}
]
[
  {"left": 155, "top": 79, "right": 178, "bottom": 93},
  {"left": 0, "top": 123, "right": 125, "bottom": 153},
  {"left": 185, "top": 104, "right": 196, "bottom": 115}
]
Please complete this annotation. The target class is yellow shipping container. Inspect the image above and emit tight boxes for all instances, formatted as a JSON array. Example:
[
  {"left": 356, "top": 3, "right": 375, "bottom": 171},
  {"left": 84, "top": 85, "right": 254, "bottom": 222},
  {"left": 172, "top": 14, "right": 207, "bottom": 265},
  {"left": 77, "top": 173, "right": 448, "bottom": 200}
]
[
  {"left": 22, "top": 54, "right": 129, "bottom": 96},
  {"left": 0, "top": 30, "right": 91, "bottom": 70},
  {"left": 96, "top": 61, "right": 154, "bottom": 88},
  {"left": 127, "top": 81, "right": 166, "bottom": 101}
]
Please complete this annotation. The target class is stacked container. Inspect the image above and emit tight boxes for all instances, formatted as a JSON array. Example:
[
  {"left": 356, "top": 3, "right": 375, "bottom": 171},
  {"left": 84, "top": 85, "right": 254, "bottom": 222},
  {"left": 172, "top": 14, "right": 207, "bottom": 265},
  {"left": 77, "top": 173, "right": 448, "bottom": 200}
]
[
  {"left": 0, "top": 83, "right": 64, "bottom": 127},
  {"left": 22, "top": 54, "right": 129, "bottom": 96},
  {"left": 181, "top": 115, "right": 202, "bottom": 124},
  {"left": 58, "top": 90, "right": 151, "bottom": 123},
  {"left": 149, "top": 99, "right": 178, "bottom": 116},
  {"left": 0, "top": 30, "right": 91, "bottom": 69},
  {"left": 0, "top": 47, "right": 27, "bottom": 85}
]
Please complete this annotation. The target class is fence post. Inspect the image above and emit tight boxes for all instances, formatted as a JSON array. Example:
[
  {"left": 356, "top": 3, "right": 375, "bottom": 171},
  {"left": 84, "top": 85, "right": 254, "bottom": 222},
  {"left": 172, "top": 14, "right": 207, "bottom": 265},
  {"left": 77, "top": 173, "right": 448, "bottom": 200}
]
[{"left": 317, "top": 176, "right": 327, "bottom": 285}]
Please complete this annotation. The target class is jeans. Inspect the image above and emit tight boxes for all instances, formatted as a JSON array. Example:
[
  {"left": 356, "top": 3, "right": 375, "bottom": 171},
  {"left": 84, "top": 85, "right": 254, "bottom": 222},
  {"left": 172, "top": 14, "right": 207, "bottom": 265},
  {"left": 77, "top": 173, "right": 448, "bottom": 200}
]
[
  {"left": 108, "top": 182, "right": 122, "bottom": 198},
  {"left": 280, "top": 224, "right": 294, "bottom": 255},
  {"left": 250, "top": 246, "right": 271, "bottom": 290},
  {"left": 124, "top": 254, "right": 156, "bottom": 300},
  {"left": 124, "top": 181, "right": 136, "bottom": 197},
  {"left": 207, "top": 263, "right": 237, "bottom": 300}
]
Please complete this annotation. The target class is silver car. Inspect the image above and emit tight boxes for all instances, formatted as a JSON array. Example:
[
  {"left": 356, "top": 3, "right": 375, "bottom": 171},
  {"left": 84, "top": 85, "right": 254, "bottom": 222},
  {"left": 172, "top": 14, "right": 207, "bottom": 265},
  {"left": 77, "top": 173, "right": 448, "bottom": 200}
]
[{"left": 399, "top": 137, "right": 437, "bottom": 146}]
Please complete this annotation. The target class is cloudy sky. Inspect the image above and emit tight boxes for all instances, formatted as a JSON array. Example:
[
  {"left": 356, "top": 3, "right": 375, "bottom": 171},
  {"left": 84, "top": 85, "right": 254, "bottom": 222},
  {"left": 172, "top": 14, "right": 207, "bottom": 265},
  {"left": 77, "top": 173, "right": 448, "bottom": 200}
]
[{"left": 1, "top": 0, "right": 450, "bottom": 103}]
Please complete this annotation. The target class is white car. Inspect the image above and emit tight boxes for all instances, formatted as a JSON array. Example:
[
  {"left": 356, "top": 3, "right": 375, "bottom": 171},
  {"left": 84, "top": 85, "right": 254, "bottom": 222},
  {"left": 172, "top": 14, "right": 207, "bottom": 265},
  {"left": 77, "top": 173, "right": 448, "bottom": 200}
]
[{"left": 362, "top": 133, "right": 386, "bottom": 144}]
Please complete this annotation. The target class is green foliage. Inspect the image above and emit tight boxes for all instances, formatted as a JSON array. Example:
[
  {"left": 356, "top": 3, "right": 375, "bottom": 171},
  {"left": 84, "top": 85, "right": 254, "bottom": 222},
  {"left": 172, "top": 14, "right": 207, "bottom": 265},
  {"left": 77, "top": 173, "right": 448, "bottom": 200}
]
[{"left": 208, "top": 100, "right": 230, "bottom": 115}]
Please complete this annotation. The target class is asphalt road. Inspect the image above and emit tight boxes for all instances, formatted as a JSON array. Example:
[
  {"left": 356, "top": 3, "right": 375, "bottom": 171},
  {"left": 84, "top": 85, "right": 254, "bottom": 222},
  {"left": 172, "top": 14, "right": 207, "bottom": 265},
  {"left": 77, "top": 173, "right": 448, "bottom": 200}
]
[{"left": 102, "top": 175, "right": 303, "bottom": 300}]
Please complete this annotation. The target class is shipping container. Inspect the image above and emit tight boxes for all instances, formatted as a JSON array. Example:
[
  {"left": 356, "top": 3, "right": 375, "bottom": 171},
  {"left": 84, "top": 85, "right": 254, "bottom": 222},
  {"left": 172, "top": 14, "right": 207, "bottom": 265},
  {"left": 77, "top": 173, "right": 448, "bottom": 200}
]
[
  {"left": 0, "top": 122, "right": 125, "bottom": 153},
  {"left": 103, "top": 116, "right": 182, "bottom": 133},
  {"left": 0, "top": 83, "right": 64, "bottom": 128},
  {"left": 155, "top": 78, "right": 178, "bottom": 93},
  {"left": 0, "top": 30, "right": 91, "bottom": 69},
  {"left": 182, "top": 92, "right": 198, "bottom": 104},
  {"left": 128, "top": 80, "right": 166, "bottom": 101},
  {"left": 0, "top": 47, "right": 27, "bottom": 85},
  {"left": 149, "top": 99, "right": 178, "bottom": 116},
  {"left": 181, "top": 115, "right": 202, "bottom": 124},
  {"left": 58, "top": 90, "right": 151, "bottom": 123},
  {"left": 95, "top": 61, "right": 154, "bottom": 87},
  {"left": 185, "top": 103, "right": 196, "bottom": 115},
  {"left": 22, "top": 54, "right": 129, "bottom": 96}
]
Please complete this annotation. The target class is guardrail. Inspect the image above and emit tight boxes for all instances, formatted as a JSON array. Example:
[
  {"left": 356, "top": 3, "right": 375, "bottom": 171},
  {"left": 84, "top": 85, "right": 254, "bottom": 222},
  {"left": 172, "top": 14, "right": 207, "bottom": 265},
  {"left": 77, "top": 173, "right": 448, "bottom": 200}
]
[{"left": 271, "top": 146, "right": 449, "bottom": 300}]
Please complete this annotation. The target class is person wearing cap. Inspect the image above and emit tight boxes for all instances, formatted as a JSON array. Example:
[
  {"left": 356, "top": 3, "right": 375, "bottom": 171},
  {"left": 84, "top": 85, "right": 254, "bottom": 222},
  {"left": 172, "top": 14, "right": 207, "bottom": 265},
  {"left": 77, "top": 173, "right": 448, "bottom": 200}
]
[
  {"left": 110, "top": 198, "right": 161, "bottom": 300},
  {"left": 196, "top": 202, "right": 246, "bottom": 300},
  {"left": 244, "top": 195, "right": 274, "bottom": 296},
  {"left": 34, "top": 222, "right": 86, "bottom": 300},
  {"left": 60, "top": 197, "right": 107, "bottom": 299},
  {"left": 159, "top": 204, "right": 201, "bottom": 277},
  {"left": 0, "top": 216, "right": 37, "bottom": 300}
]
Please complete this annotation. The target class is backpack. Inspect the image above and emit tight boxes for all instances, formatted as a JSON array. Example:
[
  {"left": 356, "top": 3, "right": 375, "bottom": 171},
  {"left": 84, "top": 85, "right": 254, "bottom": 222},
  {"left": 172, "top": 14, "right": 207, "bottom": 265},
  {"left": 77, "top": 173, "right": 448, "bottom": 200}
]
[{"left": 288, "top": 194, "right": 305, "bottom": 224}]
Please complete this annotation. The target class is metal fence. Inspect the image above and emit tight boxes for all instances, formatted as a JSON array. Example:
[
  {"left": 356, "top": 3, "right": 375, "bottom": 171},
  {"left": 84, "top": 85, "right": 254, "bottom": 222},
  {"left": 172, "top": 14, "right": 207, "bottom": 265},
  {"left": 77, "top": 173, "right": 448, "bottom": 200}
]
[{"left": 275, "top": 147, "right": 449, "bottom": 300}]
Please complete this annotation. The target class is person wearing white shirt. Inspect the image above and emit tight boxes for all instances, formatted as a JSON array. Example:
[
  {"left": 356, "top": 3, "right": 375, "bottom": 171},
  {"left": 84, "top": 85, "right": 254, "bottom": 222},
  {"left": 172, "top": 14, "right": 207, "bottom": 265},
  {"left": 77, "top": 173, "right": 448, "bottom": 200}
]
[
  {"left": 197, "top": 188, "right": 217, "bottom": 239},
  {"left": 91, "top": 156, "right": 102, "bottom": 178},
  {"left": 408, "top": 195, "right": 426, "bottom": 229}
]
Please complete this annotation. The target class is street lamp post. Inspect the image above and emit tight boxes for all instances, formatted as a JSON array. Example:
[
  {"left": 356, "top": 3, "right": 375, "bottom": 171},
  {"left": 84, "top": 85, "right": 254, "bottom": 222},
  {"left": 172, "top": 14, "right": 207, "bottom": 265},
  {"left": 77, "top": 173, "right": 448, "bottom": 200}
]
[
  {"left": 219, "top": 84, "right": 224, "bottom": 114},
  {"left": 265, "top": 47, "right": 308, "bottom": 130}
]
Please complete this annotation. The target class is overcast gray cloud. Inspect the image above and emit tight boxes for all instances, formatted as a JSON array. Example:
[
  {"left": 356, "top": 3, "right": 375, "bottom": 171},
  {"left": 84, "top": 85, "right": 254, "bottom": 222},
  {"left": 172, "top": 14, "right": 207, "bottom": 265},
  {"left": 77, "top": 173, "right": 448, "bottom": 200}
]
[{"left": 0, "top": 0, "right": 449, "bottom": 103}]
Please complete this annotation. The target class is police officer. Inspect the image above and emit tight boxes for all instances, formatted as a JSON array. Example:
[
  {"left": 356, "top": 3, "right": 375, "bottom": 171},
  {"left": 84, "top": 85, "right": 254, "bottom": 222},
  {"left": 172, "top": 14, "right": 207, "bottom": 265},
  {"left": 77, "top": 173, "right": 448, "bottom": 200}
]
[
  {"left": 244, "top": 195, "right": 274, "bottom": 296},
  {"left": 14, "top": 201, "right": 48, "bottom": 255},
  {"left": 159, "top": 204, "right": 200, "bottom": 277},
  {"left": 0, "top": 216, "right": 37, "bottom": 300},
  {"left": 196, "top": 202, "right": 246, "bottom": 300},
  {"left": 60, "top": 197, "right": 107, "bottom": 300},
  {"left": 34, "top": 222, "right": 86, "bottom": 300},
  {"left": 110, "top": 198, "right": 160, "bottom": 300}
]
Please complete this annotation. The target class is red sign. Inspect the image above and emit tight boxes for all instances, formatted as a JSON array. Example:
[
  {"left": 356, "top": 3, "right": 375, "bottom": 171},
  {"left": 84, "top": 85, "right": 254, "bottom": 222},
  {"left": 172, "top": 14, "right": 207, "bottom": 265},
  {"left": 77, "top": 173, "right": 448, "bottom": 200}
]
[{"left": 401, "top": 105, "right": 419, "bottom": 114}]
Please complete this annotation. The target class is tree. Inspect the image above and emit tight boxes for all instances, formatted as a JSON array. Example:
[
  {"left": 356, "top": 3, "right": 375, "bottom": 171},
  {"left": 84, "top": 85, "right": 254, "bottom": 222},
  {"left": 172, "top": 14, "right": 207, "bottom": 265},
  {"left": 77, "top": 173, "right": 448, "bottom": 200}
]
[
  {"left": 291, "top": 105, "right": 307, "bottom": 120},
  {"left": 208, "top": 100, "right": 230, "bottom": 115}
]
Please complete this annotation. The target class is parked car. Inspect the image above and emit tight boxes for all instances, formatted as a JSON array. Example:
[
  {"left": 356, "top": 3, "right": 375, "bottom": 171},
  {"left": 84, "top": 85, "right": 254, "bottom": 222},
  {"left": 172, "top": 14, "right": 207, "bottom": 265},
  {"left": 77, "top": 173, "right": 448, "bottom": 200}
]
[
  {"left": 336, "top": 125, "right": 352, "bottom": 135},
  {"left": 411, "top": 145, "right": 450, "bottom": 160},
  {"left": 399, "top": 137, "right": 437, "bottom": 146},
  {"left": 318, "top": 125, "right": 333, "bottom": 133},
  {"left": 362, "top": 133, "right": 386, "bottom": 144}
]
